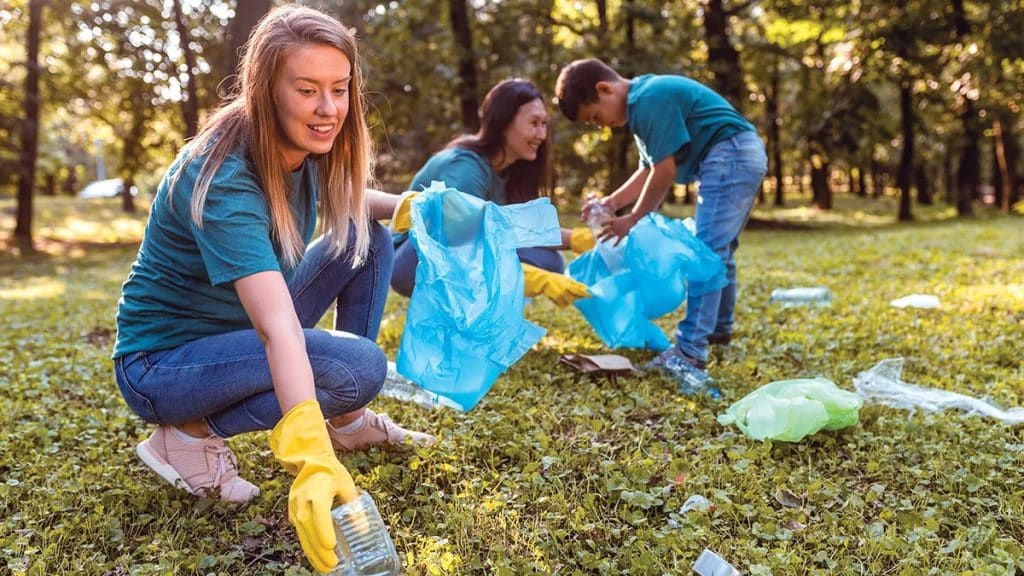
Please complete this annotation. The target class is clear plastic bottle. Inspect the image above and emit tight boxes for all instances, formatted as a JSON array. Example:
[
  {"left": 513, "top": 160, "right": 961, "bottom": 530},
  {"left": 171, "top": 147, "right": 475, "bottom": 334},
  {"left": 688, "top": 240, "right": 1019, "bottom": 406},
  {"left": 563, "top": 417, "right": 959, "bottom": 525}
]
[
  {"left": 769, "top": 286, "right": 832, "bottom": 307},
  {"left": 661, "top": 354, "right": 722, "bottom": 399},
  {"left": 328, "top": 490, "right": 401, "bottom": 576},
  {"left": 692, "top": 549, "right": 741, "bottom": 576},
  {"left": 380, "top": 361, "right": 459, "bottom": 410},
  {"left": 583, "top": 192, "right": 612, "bottom": 233},
  {"left": 583, "top": 193, "right": 624, "bottom": 269}
]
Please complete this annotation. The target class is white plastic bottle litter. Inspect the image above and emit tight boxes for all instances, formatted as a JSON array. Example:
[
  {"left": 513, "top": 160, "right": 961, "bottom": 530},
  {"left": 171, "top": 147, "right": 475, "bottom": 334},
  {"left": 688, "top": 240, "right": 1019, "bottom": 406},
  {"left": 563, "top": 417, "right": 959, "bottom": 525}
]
[
  {"left": 328, "top": 490, "right": 401, "bottom": 576},
  {"left": 769, "top": 286, "right": 832, "bottom": 307}
]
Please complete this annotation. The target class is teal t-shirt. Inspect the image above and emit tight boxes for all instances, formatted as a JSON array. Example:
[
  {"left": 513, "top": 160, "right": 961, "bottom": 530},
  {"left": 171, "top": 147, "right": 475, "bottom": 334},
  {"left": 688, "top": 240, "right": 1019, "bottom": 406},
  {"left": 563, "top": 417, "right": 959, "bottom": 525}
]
[
  {"left": 409, "top": 147, "right": 507, "bottom": 204},
  {"left": 627, "top": 74, "right": 756, "bottom": 184},
  {"left": 113, "top": 145, "right": 318, "bottom": 358}
]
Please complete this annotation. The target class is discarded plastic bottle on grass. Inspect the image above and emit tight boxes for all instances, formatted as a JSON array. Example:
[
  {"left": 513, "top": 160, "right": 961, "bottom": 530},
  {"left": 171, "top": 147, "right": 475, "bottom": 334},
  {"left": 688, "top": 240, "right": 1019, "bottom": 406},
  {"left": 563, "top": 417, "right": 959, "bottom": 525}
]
[
  {"left": 328, "top": 490, "right": 401, "bottom": 576},
  {"left": 770, "top": 286, "right": 832, "bottom": 307},
  {"left": 692, "top": 549, "right": 741, "bottom": 576},
  {"left": 381, "top": 361, "right": 458, "bottom": 410},
  {"left": 662, "top": 353, "right": 722, "bottom": 399}
]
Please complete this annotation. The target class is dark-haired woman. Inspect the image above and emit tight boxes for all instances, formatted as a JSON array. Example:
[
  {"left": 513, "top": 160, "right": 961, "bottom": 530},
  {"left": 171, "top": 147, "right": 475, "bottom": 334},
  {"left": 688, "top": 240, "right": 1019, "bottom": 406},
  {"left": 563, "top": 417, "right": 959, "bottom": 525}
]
[{"left": 390, "top": 79, "right": 592, "bottom": 306}]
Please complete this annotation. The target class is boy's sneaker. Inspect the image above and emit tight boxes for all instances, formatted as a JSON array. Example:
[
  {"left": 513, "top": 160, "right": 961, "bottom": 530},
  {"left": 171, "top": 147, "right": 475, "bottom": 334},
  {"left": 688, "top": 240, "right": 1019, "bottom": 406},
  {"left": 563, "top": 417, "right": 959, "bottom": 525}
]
[
  {"left": 327, "top": 409, "right": 436, "bottom": 453},
  {"left": 707, "top": 331, "right": 732, "bottom": 346},
  {"left": 646, "top": 346, "right": 707, "bottom": 371},
  {"left": 646, "top": 347, "right": 721, "bottom": 398},
  {"left": 136, "top": 426, "right": 260, "bottom": 503}
]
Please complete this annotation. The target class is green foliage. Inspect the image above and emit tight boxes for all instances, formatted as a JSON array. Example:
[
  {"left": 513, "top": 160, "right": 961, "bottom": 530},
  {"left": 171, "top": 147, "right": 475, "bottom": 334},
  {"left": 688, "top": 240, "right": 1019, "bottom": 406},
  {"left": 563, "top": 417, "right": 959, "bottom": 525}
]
[{"left": 1, "top": 196, "right": 1022, "bottom": 574}]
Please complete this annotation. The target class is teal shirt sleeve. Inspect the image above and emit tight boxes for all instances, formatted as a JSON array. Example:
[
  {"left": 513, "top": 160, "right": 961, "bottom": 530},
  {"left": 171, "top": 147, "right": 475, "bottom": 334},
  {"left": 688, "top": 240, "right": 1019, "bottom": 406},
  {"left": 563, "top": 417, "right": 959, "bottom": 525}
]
[
  {"left": 187, "top": 163, "right": 281, "bottom": 287},
  {"left": 629, "top": 79, "right": 691, "bottom": 169},
  {"left": 409, "top": 148, "right": 502, "bottom": 203}
]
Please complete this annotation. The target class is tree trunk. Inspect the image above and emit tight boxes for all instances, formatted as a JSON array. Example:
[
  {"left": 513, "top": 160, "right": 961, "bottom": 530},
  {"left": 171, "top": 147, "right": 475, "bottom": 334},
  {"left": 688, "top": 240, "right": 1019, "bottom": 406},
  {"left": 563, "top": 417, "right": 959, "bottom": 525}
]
[
  {"left": 994, "top": 115, "right": 1020, "bottom": 213},
  {"left": 857, "top": 165, "right": 867, "bottom": 197},
  {"left": 172, "top": 0, "right": 199, "bottom": 138},
  {"left": 14, "top": 0, "right": 45, "bottom": 250},
  {"left": 119, "top": 104, "right": 148, "bottom": 214},
  {"left": 44, "top": 172, "right": 56, "bottom": 196},
  {"left": 915, "top": 164, "right": 932, "bottom": 205},
  {"left": 767, "top": 60, "right": 784, "bottom": 206},
  {"left": 951, "top": 0, "right": 978, "bottom": 216},
  {"left": 944, "top": 147, "right": 956, "bottom": 203},
  {"left": 870, "top": 159, "right": 883, "bottom": 199},
  {"left": 448, "top": 0, "right": 479, "bottom": 133},
  {"left": 221, "top": 0, "right": 272, "bottom": 93},
  {"left": 848, "top": 166, "right": 859, "bottom": 196},
  {"left": 607, "top": 0, "right": 636, "bottom": 189},
  {"left": 703, "top": 0, "right": 744, "bottom": 106},
  {"left": 896, "top": 81, "right": 914, "bottom": 221},
  {"left": 63, "top": 166, "right": 77, "bottom": 196},
  {"left": 809, "top": 140, "right": 831, "bottom": 209},
  {"left": 596, "top": 0, "right": 608, "bottom": 36}
]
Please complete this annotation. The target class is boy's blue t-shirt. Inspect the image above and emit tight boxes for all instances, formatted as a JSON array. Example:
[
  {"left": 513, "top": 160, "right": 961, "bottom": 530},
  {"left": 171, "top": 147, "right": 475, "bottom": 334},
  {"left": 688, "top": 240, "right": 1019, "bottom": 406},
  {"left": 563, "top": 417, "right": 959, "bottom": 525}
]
[
  {"left": 627, "top": 74, "right": 756, "bottom": 184},
  {"left": 408, "top": 147, "right": 507, "bottom": 204},
  {"left": 113, "top": 146, "right": 318, "bottom": 358}
]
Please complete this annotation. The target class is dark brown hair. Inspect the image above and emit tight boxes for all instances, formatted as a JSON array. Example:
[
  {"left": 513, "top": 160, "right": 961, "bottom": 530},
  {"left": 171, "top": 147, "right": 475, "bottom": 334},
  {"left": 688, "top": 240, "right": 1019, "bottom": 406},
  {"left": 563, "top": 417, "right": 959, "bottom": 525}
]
[
  {"left": 450, "top": 79, "right": 550, "bottom": 204},
  {"left": 554, "top": 58, "right": 621, "bottom": 122}
]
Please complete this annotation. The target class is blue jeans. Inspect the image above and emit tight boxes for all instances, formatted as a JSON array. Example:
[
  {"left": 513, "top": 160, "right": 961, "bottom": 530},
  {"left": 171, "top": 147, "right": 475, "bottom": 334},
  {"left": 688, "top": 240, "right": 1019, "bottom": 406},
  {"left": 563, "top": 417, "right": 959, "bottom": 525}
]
[
  {"left": 675, "top": 131, "right": 767, "bottom": 363},
  {"left": 390, "top": 236, "right": 564, "bottom": 297},
  {"left": 114, "top": 221, "right": 394, "bottom": 438}
]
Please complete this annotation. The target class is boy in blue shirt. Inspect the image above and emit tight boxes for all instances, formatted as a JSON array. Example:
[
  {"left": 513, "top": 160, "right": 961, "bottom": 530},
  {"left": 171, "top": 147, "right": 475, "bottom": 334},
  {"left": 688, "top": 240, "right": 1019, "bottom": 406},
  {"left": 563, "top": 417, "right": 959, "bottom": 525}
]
[{"left": 555, "top": 58, "right": 767, "bottom": 389}]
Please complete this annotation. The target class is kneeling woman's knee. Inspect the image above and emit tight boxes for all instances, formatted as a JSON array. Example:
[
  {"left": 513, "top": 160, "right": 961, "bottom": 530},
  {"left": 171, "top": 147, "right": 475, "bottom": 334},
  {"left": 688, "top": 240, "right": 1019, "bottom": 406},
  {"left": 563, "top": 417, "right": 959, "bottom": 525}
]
[{"left": 307, "top": 331, "right": 387, "bottom": 416}]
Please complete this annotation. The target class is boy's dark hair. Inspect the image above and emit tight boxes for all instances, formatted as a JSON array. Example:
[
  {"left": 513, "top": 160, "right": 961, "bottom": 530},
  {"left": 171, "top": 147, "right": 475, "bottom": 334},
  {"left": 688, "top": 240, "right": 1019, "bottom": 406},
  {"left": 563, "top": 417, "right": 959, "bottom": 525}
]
[
  {"left": 449, "top": 78, "right": 551, "bottom": 204},
  {"left": 554, "top": 58, "right": 621, "bottom": 122}
]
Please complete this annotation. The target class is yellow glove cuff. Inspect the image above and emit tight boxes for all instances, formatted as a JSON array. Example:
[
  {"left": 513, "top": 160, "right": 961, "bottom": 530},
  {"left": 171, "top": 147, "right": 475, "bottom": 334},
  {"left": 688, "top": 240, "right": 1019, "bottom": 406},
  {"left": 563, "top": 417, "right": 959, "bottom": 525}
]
[
  {"left": 569, "top": 227, "right": 596, "bottom": 254},
  {"left": 390, "top": 191, "right": 418, "bottom": 233}
]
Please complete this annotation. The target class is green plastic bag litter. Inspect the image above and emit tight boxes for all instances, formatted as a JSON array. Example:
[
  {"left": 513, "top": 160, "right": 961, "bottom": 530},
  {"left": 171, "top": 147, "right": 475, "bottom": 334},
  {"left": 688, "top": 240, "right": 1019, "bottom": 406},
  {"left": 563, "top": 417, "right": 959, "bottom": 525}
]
[{"left": 717, "top": 378, "right": 863, "bottom": 442}]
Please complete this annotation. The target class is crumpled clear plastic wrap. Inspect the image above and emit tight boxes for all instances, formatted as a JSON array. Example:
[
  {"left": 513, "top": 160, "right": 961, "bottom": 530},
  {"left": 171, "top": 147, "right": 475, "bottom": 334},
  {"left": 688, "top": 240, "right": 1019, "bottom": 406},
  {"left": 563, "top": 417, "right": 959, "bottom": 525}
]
[{"left": 854, "top": 358, "right": 1024, "bottom": 424}]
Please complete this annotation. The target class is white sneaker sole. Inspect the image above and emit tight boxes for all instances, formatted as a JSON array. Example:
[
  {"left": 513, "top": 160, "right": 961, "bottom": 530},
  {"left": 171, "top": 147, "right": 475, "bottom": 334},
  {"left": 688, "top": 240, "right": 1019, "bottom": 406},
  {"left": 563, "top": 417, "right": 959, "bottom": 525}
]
[{"left": 136, "top": 439, "right": 202, "bottom": 496}]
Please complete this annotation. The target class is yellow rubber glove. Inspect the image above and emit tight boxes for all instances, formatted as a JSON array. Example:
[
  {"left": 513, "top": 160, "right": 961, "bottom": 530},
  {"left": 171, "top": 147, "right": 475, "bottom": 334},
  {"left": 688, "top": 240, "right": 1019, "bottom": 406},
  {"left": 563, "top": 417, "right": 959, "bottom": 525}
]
[
  {"left": 569, "top": 227, "right": 596, "bottom": 254},
  {"left": 522, "top": 263, "right": 590, "bottom": 307},
  {"left": 390, "top": 191, "right": 419, "bottom": 233},
  {"left": 269, "top": 399, "right": 359, "bottom": 573}
]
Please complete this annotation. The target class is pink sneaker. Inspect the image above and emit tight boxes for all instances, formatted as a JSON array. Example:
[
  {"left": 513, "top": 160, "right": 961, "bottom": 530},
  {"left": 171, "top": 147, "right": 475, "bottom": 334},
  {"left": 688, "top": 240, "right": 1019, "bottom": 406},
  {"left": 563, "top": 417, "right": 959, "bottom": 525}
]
[
  {"left": 135, "top": 425, "right": 260, "bottom": 503},
  {"left": 327, "top": 409, "right": 436, "bottom": 453}
]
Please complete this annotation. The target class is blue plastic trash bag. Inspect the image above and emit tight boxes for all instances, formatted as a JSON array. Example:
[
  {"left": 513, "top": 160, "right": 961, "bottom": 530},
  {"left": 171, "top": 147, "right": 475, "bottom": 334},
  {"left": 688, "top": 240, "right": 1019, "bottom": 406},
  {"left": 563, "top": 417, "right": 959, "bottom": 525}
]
[
  {"left": 568, "top": 213, "right": 726, "bottom": 350},
  {"left": 396, "top": 182, "right": 562, "bottom": 411},
  {"left": 717, "top": 377, "right": 863, "bottom": 442}
]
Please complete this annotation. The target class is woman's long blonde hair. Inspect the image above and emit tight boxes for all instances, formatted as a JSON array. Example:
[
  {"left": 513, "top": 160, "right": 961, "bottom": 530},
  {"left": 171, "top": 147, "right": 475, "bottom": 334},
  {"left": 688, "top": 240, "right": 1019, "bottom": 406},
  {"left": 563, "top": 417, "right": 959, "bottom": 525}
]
[{"left": 172, "top": 4, "right": 373, "bottom": 267}]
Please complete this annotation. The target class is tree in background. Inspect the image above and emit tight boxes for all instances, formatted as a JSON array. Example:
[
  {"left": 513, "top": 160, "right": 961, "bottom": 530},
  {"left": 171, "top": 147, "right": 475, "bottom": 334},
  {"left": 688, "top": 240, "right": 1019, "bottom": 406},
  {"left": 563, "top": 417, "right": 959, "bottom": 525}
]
[
  {"left": 220, "top": 0, "right": 272, "bottom": 92},
  {"left": 14, "top": 0, "right": 45, "bottom": 250},
  {"left": 448, "top": 0, "right": 480, "bottom": 133}
]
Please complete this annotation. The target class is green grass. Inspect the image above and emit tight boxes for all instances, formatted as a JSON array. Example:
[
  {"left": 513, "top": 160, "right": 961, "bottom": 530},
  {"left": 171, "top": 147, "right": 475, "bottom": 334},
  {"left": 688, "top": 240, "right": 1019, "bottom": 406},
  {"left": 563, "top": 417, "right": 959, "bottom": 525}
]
[{"left": 2, "top": 195, "right": 1023, "bottom": 575}]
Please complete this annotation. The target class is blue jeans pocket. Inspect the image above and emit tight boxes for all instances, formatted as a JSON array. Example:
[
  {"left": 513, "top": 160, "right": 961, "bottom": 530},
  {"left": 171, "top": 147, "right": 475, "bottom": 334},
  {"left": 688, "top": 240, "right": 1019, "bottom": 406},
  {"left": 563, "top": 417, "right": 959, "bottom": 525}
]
[{"left": 115, "top": 353, "right": 162, "bottom": 424}]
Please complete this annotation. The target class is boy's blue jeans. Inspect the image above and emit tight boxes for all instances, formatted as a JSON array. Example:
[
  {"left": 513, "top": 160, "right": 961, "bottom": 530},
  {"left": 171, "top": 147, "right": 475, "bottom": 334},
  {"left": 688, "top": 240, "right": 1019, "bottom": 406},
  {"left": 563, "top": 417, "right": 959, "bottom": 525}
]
[
  {"left": 675, "top": 131, "right": 767, "bottom": 363},
  {"left": 114, "top": 222, "right": 393, "bottom": 438},
  {"left": 390, "top": 237, "right": 564, "bottom": 297}
]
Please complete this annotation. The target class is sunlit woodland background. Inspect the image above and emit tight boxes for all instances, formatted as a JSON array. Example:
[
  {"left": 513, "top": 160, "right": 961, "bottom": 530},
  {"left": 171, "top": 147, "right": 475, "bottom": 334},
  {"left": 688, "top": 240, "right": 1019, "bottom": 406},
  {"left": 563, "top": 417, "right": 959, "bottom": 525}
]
[
  {"left": 3, "top": 2, "right": 1024, "bottom": 575},
  {"left": 3, "top": 0, "right": 1023, "bottom": 250}
]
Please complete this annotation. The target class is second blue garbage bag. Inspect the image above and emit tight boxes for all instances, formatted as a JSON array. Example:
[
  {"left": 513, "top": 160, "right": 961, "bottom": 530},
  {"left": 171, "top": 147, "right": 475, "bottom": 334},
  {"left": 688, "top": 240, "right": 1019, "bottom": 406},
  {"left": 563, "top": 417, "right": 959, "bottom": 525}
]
[
  {"left": 396, "top": 182, "right": 562, "bottom": 411},
  {"left": 568, "top": 213, "right": 727, "bottom": 350}
]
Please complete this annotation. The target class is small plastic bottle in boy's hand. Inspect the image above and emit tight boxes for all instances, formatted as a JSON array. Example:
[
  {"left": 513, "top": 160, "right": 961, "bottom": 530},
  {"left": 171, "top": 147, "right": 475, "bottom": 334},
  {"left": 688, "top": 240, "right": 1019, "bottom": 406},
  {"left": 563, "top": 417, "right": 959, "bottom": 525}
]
[
  {"left": 583, "top": 192, "right": 612, "bottom": 233},
  {"left": 582, "top": 193, "right": 625, "bottom": 269}
]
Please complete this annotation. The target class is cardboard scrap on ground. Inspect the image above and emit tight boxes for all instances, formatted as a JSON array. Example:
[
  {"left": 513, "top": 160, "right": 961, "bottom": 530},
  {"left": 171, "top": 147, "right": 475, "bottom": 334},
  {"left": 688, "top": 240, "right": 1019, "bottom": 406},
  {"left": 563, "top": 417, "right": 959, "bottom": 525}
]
[{"left": 558, "top": 354, "right": 637, "bottom": 384}]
